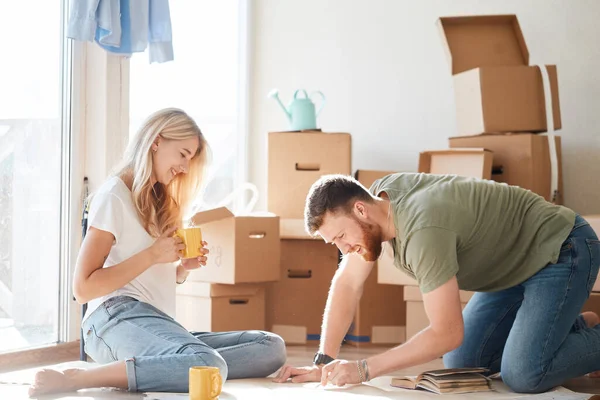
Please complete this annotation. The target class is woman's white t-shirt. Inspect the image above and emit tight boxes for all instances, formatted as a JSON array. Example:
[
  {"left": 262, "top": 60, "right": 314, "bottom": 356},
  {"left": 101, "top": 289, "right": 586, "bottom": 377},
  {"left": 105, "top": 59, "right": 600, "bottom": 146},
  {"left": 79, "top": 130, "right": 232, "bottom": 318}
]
[{"left": 82, "top": 176, "right": 177, "bottom": 322}]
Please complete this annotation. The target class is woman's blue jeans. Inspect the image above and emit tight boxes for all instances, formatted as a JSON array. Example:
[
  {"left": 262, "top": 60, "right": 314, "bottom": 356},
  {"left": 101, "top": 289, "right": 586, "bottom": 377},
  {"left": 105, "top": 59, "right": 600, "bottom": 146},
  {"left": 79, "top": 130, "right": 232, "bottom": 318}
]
[{"left": 82, "top": 296, "right": 287, "bottom": 392}]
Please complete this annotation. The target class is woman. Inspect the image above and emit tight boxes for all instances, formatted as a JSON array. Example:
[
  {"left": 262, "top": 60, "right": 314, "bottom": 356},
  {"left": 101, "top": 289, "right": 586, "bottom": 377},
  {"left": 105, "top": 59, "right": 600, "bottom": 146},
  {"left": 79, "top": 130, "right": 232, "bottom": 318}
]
[{"left": 29, "top": 108, "right": 287, "bottom": 396}]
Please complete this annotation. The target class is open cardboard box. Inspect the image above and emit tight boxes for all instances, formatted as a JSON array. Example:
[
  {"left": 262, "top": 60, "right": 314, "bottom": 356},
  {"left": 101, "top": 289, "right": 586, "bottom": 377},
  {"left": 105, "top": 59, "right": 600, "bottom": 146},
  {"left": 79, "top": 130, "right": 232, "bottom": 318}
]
[
  {"left": 438, "top": 15, "right": 561, "bottom": 136},
  {"left": 186, "top": 207, "right": 280, "bottom": 284},
  {"left": 268, "top": 130, "right": 352, "bottom": 219},
  {"left": 418, "top": 148, "right": 493, "bottom": 179},
  {"left": 176, "top": 282, "right": 265, "bottom": 332}
]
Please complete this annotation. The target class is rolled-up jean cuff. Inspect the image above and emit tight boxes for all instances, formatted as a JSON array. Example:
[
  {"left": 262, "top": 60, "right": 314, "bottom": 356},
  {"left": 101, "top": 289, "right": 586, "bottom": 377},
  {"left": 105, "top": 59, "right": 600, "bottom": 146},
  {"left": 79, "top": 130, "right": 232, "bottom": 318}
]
[{"left": 125, "top": 358, "right": 138, "bottom": 391}]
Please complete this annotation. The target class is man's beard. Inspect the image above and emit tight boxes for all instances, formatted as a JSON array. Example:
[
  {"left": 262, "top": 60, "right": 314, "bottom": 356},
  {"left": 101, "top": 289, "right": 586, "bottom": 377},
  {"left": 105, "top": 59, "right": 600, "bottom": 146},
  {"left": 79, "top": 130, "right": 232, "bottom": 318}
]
[{"left": 356, "top": 217, "right": 384, "bottom": 262}]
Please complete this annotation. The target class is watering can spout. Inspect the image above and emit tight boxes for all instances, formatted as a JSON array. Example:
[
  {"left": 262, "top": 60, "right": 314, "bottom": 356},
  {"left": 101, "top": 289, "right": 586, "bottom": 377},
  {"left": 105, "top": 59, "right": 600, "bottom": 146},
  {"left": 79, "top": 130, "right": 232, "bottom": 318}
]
[{"left": 268, "top": 89, "right": 292, "bottom": 122}]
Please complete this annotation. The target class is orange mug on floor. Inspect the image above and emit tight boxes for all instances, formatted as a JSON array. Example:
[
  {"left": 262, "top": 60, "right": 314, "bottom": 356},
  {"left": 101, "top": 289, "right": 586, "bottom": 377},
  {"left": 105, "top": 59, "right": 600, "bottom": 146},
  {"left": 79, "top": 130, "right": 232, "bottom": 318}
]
[
  {"left": 175, "top": 227, "right": 203, "bottom": 259},
  {"left": 189, "top": 366, "right": 222, "bottom": 400}
]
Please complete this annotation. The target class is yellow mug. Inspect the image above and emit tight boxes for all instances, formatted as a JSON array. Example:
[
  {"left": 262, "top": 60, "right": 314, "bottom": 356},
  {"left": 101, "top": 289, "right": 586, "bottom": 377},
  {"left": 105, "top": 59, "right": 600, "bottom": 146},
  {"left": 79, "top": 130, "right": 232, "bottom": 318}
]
[
  {"left": 189, "top": 366, "right": 222, "bottom": 400},
  {"left": 175, "top": 227, "right": 203, "bottom": 259}
]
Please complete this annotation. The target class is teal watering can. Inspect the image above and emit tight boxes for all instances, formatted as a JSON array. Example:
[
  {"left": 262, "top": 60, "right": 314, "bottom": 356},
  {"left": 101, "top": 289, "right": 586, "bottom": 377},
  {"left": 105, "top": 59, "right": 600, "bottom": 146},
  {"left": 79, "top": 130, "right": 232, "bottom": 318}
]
[{"left": 268, "top": 89, "right": 326, "bottom": 131}]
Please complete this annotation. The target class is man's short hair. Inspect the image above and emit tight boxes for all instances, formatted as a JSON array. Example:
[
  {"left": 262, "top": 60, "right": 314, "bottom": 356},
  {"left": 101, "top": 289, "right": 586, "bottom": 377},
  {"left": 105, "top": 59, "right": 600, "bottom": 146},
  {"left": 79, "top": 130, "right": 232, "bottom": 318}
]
[{"left": 304, "top": 174, "right": 374, "bottom": 235}]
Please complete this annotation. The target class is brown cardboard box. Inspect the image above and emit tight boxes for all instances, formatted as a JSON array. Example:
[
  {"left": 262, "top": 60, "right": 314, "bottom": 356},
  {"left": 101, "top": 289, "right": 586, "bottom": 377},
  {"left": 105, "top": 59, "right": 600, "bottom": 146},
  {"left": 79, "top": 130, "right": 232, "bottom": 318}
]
[
  {"left": 449, "top": 133, "right": 563, "bottom": 204},
  {"left": 404, "top": 285, "right": 474, "bottom": 340},
  {"left": 582, "top": 293, "right": 600, "bottom": 315},
  {"left": 277, "top": 170, "right": 397, "bottom": 241},
  {"left": 187, "top": 207, "right": 280, "bottom": 284},
  {"left": 344, "top": 170, "right": 405, "bottom": 346},
  {"left": 354, "top": 169, "right": 398, "bottom": 190},
  {"left": 176, "top": 282, "right": 265, "bottom": 332},
  {"left": 438, "top": 15, "right": 561, "bottom": 136},
  {"left": 265, "top": 240, "right": 339, "bottom": 344},
  {"left": 583, "top": 215, "right": 600, "bottom": 292},
  {"left": 345, "top": 261, "right": 405, "bottom": 346},
  {"left": 268, "top": 131, "right": 352, "bottom": 219},
  {"left": 279, "top": 219, "right": 317, "bottom": 240},
  {"left": 418, "top": 149, "right": 493, "bottom": 179}
]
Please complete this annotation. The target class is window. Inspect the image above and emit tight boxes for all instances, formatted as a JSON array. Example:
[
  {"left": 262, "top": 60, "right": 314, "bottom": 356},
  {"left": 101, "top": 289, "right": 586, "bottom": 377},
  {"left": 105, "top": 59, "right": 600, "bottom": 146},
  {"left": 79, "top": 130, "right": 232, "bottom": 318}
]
[
  {"left": 0, "top": 1, "right": 72, "bottom": 352},
  {"left": 129, "top": 1, "right": 248, "bottom": 216}
]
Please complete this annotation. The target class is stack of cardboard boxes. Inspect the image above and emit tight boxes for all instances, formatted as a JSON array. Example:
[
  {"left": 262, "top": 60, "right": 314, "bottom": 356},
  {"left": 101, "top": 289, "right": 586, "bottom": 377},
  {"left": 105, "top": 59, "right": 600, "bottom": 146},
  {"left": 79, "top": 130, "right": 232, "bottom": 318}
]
[
  {"left": 266, "top": 131, "right": 352, "bottom": 344},
  {"left": 265, "top": 131, "right": 405, "bottom": 347},
  {"left": 174, "top": 131, "right": 406, "bottom": 345},
  {"left": 175, "top": 208, "right": 280, "bottom": 333},
  {"left": 438, "top": 14, "right": 564, "bottom": 205},
  {"left": 265, "top": 130, "right": 350, "bottom": 344}
]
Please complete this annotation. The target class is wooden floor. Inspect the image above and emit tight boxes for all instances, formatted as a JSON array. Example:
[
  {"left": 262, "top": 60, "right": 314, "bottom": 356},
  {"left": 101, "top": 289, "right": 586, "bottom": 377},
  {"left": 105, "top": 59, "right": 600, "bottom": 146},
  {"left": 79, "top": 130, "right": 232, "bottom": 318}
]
[{"left": 0, "top": 344, "right": 599, "bottom": 399}]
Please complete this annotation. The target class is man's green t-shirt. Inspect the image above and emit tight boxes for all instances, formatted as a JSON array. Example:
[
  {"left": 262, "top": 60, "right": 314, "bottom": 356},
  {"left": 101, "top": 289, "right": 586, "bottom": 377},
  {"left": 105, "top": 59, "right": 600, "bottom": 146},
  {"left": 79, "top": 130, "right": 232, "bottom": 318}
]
[{"left": 369, "top": 173, "right": 576, "bottom": 293}]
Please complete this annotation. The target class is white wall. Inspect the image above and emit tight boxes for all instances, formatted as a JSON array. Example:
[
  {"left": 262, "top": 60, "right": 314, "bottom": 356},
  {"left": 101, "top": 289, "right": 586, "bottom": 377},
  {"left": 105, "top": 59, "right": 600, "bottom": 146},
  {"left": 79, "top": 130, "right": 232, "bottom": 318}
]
[{"left": 249, "top": 0, "right": 600, "bottom": 215}]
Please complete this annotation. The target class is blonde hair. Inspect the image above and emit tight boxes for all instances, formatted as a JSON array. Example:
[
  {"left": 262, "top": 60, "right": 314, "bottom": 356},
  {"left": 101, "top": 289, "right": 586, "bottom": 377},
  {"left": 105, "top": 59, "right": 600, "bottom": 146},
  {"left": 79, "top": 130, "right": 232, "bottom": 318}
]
[{"left": 113, "top": 108, "right": 210, "bottom": 237}]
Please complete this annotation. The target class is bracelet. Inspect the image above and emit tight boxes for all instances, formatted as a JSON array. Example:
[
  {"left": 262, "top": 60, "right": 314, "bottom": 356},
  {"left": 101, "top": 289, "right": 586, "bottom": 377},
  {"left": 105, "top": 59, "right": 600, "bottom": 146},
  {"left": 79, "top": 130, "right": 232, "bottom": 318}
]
[
  {"left": 361, "top": 359, "right": 370, "bottom": 382},
  {"left": 356, "top": 360, "right": 364, "bottom": 382}
]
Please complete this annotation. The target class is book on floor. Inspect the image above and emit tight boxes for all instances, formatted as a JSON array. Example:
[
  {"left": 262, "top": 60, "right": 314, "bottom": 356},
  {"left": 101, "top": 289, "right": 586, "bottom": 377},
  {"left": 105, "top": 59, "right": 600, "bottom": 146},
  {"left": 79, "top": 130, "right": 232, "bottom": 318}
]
[{"left": 390, "top": 367, "right": 492, "bottom": 394}]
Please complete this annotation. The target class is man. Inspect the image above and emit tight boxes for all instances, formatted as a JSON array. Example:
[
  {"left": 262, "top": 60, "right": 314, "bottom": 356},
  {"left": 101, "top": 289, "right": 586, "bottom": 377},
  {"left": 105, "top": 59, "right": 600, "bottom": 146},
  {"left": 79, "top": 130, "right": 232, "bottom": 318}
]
[{"left": 272, "top": 172, "right": 600, "bottom": 393}]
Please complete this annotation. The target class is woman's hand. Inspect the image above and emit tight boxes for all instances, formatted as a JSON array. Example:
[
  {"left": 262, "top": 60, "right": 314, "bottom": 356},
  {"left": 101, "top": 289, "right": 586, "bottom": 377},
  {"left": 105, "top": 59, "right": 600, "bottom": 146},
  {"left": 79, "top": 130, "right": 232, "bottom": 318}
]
[
  {"left": 181, "top": 241, "right": 209, "bottom": 270},
  {"left": 149, "top": 226, "right": 185, "bottom": 263}
]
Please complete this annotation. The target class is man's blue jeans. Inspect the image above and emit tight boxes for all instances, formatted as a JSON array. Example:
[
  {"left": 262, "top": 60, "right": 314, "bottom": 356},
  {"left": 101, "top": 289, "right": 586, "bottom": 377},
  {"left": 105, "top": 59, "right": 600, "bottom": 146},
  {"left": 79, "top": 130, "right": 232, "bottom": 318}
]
[
  {"left": 82, "top": 296, "right": 287, "bottom": 392},
  {"left": 444, "top": 214, "right": 600, "bottom": 393}
]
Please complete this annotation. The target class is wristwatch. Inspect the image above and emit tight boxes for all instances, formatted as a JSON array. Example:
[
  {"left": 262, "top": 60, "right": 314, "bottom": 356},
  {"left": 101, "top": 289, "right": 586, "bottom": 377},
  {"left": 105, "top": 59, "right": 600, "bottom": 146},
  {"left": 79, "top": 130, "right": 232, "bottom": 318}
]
[{"left": 313, "top": 352, "right": 335, "bottom": 366}]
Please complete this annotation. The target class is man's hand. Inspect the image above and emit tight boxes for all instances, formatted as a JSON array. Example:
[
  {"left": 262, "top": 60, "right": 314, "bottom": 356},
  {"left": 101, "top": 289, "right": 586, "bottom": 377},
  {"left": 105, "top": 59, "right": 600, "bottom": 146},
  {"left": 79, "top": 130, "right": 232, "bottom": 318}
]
[
  {"left": 320, "top": 359, "right": 361, "bottom": 387},
  {"left": 272, "top": 365, "right": 321, "bottom": 383}
]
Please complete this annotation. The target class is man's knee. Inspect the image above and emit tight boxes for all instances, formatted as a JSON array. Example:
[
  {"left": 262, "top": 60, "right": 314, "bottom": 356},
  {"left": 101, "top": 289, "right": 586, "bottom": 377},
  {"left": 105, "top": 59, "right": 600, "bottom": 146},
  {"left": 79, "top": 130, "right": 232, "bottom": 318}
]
[{"left": 501, "top": 363, "right": 545, "bottom": 394}]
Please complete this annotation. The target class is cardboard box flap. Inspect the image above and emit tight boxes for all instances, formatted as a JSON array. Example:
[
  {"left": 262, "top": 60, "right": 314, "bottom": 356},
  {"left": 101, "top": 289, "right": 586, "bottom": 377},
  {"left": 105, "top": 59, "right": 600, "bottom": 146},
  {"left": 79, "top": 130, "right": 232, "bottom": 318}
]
[
  {"left": 438, "top": 14, "right": 529, "bottom": 75},
  {"left": 191, "top": 207, "right": 234, "bottom": 225}
]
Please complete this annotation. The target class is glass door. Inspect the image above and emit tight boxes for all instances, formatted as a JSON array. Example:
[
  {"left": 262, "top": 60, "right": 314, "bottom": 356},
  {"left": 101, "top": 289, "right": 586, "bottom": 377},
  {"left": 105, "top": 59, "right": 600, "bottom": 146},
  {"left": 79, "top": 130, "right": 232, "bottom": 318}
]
[{"left": 0, "top": 0, "right": 72, "bottom": 353}]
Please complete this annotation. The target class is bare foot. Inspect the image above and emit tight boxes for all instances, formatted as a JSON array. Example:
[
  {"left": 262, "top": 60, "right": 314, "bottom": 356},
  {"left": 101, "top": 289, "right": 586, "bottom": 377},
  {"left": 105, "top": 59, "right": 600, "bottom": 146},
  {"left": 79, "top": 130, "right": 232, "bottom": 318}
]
[
  {"left": 581, "top": 312, "right": 600, "bottom": 378},
  {"left": 28, "top": 368, "right": 83, "bottom": 397}
]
